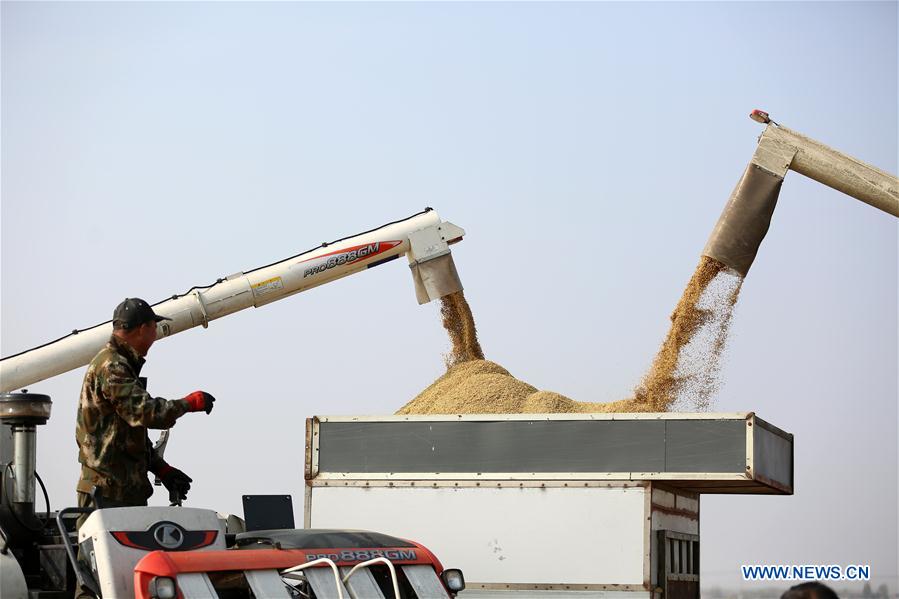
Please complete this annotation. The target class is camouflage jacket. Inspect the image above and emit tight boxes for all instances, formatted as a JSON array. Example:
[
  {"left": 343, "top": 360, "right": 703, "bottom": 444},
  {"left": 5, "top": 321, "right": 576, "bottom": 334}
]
[{"left": 76, "top": 335, "right": 188, "bottom": 503}]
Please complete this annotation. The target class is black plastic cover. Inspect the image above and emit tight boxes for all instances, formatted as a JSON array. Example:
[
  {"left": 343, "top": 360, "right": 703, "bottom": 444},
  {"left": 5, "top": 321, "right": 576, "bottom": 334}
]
[{"left": 234, "top": 529, "right": 416, "bottom": 550}]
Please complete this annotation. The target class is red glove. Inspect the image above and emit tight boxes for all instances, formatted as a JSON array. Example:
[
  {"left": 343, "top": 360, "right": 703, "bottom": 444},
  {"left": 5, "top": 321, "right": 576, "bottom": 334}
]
[{"left": 183, "top": 391, "right": 216, "bottom": 414}]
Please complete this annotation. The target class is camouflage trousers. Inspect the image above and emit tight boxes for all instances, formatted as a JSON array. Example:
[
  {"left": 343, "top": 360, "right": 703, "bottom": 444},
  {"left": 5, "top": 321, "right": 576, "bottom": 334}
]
[{"left": 74, "top": 491, "right": 147, "bottom": 599}]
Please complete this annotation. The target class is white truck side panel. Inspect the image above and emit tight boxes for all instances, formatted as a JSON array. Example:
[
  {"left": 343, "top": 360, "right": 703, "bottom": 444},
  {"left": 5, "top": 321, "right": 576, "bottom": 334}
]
[
  {"left": 650, "top": 512, "right": 697, "bottom": 536},
  {"left": 650, "top": 488, "right": 698, "bottom": 536},
  {"left": 309, "top": 485, "right": 647, "bottom": 586}
]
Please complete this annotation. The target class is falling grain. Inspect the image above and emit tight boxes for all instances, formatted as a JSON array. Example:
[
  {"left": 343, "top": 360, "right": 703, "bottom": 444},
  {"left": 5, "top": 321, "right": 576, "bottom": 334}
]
[
  {"left": 399, "top": 257, "right": 744, "bottom": 416},
  {"left": 634, "top": 256, "right": 743, "bottom": 411},
  {"left": 440, "top": 291, "right": 484, "bottom": 367}
]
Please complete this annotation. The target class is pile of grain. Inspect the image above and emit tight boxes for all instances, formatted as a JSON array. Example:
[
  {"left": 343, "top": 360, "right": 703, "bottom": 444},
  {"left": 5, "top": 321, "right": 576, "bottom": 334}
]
[
  {"left": 396, "top": 359, "right": 649, "bottom": 415},
  {"left": 398, "top": 258, "right": 743, "bottom": 415}
]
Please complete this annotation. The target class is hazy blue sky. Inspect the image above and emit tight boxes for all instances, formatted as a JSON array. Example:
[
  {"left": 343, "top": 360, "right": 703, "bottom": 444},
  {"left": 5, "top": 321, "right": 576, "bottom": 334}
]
[{"left": 2, "top": 1, "right": 896, "bottom": 591}]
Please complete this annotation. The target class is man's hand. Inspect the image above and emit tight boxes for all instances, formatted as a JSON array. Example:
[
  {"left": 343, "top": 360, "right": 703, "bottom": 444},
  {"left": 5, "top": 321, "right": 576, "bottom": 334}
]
[
  {"left": 156, "top": 464, "right": 192, "bottom": 505},
  {"left": 183, "top": 391, "right": 216, "bottom": 414}
]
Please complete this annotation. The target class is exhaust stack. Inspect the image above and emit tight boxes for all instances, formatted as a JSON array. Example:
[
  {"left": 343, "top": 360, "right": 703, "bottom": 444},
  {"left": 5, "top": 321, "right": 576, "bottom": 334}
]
[{"left": 0, "top": 392, "right": 51, "bottom": 529}]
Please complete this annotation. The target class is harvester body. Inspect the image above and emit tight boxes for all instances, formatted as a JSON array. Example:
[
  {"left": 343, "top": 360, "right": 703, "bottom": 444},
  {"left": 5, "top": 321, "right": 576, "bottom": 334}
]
[
  {"left": 69, "top": 507, "right": 460, "bottom": 599},
  {"left": 0, "top": 210, "right": 469, "bottom": 598},
  {"left": 42, "top": 504, "right": 459, "bottom": 599}
]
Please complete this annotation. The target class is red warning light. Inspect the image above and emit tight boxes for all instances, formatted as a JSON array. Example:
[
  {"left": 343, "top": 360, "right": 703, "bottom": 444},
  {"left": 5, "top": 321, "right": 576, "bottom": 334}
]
[{"left": 750, "top": 109, "right": 771, "bottom": 124}]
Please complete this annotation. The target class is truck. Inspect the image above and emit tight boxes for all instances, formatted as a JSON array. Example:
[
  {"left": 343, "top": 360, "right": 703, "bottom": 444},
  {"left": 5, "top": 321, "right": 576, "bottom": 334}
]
[{"left": 302, "top": 412, "right": 793, "bottom": 598}]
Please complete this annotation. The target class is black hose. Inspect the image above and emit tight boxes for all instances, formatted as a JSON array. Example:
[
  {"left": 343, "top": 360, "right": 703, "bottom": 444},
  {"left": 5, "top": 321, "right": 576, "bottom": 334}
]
[
  {"left": 1, "top": 462, "right": 51, "bottom": 533},
  {"left": 35, "top": 469, "right": 51, "bottom": 525},
  {"left": 0, "top": 519, "right": 8, "bottom": 554}
]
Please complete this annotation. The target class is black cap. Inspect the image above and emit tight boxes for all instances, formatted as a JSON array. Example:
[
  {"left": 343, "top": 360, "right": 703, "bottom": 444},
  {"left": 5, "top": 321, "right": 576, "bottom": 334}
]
[{"left": 113, "top": 298, "right": 171, "bottom": 330}]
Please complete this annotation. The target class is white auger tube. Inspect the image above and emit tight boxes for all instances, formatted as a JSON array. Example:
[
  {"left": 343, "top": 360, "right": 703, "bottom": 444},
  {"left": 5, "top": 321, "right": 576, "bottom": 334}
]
[{"left": 0, "top": 209, "right": 464, "bottom": 393}]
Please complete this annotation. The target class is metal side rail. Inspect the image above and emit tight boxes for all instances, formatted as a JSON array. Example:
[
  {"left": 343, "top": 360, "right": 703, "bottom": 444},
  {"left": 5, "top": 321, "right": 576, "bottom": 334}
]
[
  {"left": 56, "top": 507, "right": 100, "bottom": 597},
  {"left": 403, "top": 564, "right": 451, "bottom": 599},
  {"left": 339, "top": 564, "right": 386, "bottom": 599},
  {"left": 342, "top": 557, "right": 400, "bottom": 599},
  {"left": 283, "top": 557, "right": 347, "bottom": 599}
]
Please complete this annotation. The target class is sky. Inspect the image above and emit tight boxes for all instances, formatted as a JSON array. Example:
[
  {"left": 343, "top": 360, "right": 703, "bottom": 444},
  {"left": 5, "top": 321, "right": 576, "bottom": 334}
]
[{"left": 1, "top": 1, "right": 896, "bottom": 592}]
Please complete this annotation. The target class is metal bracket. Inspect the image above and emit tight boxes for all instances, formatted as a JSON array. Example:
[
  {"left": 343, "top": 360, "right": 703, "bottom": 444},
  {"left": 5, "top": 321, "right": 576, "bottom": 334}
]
[
  {"left": 192, "top": 291, "right": 210, "bottom": 329},
  {"left": 408, "top": 226, "right": 450, "bottom": 265},
  {"left": 752, "top": 127, "right": 798, "bottom": 179},
  {"left": 407, "top": 221, "right": 465, "bottom": 304},
  {"left": 157, "top": 320, "right": 172, "bottom": 338},
  {"left": 152, "top": 430, "right": 170, "bottom": 487},
  {"left": 407, "top": 221, "right": 465, "bottom": 265}
]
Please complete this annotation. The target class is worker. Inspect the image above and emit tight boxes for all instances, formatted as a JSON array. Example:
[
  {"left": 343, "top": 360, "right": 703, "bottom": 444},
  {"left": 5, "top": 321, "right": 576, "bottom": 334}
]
[
  {"left": 781, "top": 582, "right": 840, "bottom": 599},
  {"left": 74, "top": 298, "right": 216, "bottom": 597}
]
